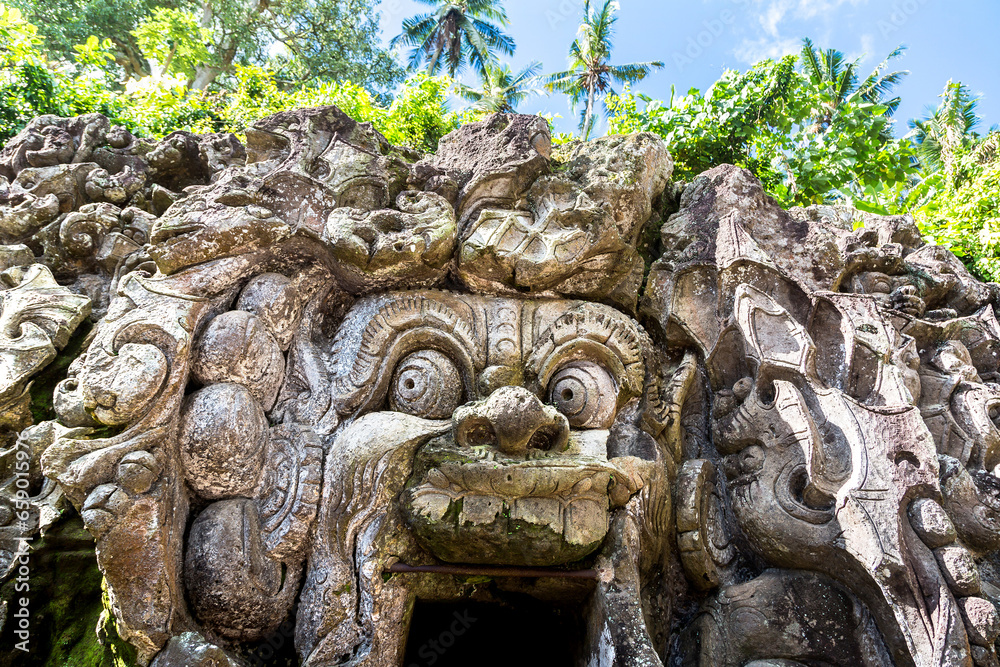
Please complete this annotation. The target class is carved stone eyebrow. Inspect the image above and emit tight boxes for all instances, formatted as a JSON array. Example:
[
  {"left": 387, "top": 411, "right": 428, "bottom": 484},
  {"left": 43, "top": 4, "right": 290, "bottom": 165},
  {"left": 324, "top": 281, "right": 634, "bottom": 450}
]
[
  {"left": 525, "top": 304, "right": 645, "bottom": 402},
  {"left": 328, "top": 292, "right": 484, "bottom": 416}
]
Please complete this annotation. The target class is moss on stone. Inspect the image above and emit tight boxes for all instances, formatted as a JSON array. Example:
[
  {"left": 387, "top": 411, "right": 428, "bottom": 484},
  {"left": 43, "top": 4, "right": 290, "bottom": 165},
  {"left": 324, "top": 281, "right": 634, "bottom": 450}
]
[{"left": 0, "top": 510, "right": 136, "bottom": 667}]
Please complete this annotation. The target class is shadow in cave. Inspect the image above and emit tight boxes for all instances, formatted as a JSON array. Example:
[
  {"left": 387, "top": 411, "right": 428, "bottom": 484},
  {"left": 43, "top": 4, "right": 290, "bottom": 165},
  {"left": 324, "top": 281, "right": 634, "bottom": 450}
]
[{"left": 403, "top": 598, "right": 583, "bottom": 667}]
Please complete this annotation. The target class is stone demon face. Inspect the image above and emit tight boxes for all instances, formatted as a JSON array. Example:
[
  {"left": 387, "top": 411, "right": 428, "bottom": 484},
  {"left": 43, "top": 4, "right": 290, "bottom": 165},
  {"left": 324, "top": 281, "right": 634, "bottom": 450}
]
[
  {"left": 281, "top": 290, "right": 671, "bottom": 664},
  {"left": 328, "top": 292, "right": 650, "bottom": 566}
]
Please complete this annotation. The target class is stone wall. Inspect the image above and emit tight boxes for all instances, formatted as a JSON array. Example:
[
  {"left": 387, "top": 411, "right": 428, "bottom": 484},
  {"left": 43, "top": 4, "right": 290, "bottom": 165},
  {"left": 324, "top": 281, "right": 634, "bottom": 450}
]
[{"left": 1, "top": 108, "right": 999, "bottom": 666}]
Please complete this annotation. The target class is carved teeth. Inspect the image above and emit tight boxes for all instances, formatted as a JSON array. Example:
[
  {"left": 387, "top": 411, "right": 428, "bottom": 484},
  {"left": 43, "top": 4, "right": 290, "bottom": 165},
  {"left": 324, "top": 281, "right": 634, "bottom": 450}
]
[{"left": 409, "top": 488, "right": 609, "bottom": 548}]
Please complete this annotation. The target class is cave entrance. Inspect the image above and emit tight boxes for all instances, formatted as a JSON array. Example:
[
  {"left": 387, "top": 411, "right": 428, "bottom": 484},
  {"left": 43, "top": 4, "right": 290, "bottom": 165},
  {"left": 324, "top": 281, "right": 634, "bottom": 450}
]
[{"left": 403, "top": 598, "right": 583, "bottom": 667}]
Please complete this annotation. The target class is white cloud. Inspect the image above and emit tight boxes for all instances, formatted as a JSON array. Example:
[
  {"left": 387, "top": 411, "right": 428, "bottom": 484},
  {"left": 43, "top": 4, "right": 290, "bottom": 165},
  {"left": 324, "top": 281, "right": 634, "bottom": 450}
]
[
  {"left": 760, "top": 0, "right": 795, "bottom": 37},
  {"left": 850, "top": 33, "right": 875, "bottom": 65},
  {"left": 798, "top": 0, "right": 870, "bottom": 18},
  {"left": 734, "top": 0, "right": 870, "bottom": 64}
]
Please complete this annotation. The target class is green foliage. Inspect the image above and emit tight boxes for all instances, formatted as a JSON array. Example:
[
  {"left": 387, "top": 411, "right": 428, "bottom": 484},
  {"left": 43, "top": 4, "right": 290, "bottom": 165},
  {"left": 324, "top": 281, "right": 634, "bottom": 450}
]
[
  {"left": 221, "top": 68, "right": 459, "bottom": 151},
  {"left": 8, "top": 0, "right": 156, "bottom": 79},
  {"left": 371, "top": 73, "right": 460, "bottom": 152},
  {"left": 0, "top": 5, "right": 456, "bottom": 151},
  {"left": 458, "top": 60, "right": 540, "bottom": 117},
  {"left": 913, "top": 133, "right": 1000, "bottom": 280},
  {"left": 11, "top": 0, "right": 402, "bottom": 93},
  {"left": 72, "top": 35, "right": 116, "bottom": 69},
  {"left": 777, "top": 91, "right": 916, "bottom": 207},
  {"left": 910, "top": 80, "right": 983, "bottom": 176},
  {"left": 607, "top": 52, "right": 917, "bottom": 208},
  {"left": 0, "top": 6, "right": 58, "bottom": 136},
  {"left": 799, "top": 37, "right": 908, "bottom": 126},
  {"left": 0, "top": 512, "right": 136, "bottom": 667},
  {"left": 132, "top": 7, "right": 211, "bottom": 80},
  {"left": 266, "top": 0, "right": 402, "bottom": 97},
  {"left": 116, "top": 74, "right": 219, "bottom": 137},
  {"left": 608, "top": 56, "right": 798, "bottom": 193}
]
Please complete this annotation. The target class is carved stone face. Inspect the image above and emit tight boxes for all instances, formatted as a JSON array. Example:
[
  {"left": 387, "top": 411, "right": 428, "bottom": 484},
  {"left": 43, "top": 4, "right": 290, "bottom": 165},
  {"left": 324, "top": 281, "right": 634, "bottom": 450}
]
[
  {"left": 326, "top": 291, "right": 650, "bottom": 567},
  {"left": 15, "top": 122, "right": 76, "bottom": 169},
  {"left": 148, "top": 185, "right": 291, "bottom": 274},
  {"left": 456, "top": 134, "right": 672, "bottom": 307},
  {"left": 323, "top": 190, "right": 457, "bottom": 292},
  {"left": 710, "top": 285, "right": 960, "bottom": 664}
]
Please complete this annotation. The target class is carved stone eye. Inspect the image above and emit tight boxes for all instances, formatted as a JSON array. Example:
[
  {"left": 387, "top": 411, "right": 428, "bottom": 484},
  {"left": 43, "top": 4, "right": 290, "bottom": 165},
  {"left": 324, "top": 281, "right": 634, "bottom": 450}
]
[
  {"left": 548, "top": 361, "right": 618, "bottom": 429},
  {"left": 389, "top": 350, "right": 462, "bottom": 419}
]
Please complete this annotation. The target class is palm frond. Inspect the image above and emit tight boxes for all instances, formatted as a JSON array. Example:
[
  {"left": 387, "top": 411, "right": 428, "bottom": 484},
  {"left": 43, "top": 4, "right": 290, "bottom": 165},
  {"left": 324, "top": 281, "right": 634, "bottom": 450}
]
[
  {"left": 834, "top": 62, "right": 857, "bottom": 108},
  {"left": 393, "top": 0, "right": 515, "bottom": 77},
  {"left": 543, "top": 69, "right": 584, "bottom": 95},
  {"left": 467, "top": 0, "right": 510, "bottom": 24},
  {"left": 800, "top": 37, "right": 823, "bottom": 84},
  {"left": 607, "top": 60, "right": 664, "bottom": 84},
  {"left": 408, "top": 24, "right": 443, "bottom": 73},
  {"left": 457, "top": 84, "right": 484, "bottom": 103},
  {"left": 390, "top": 13, "right": 437, "bottom": 49},
  {"left": 509, "top": 61, "right": 542, "bottom": 88},
  {"left": 469, "top": 18, "right": 516, "bottom": 56}
]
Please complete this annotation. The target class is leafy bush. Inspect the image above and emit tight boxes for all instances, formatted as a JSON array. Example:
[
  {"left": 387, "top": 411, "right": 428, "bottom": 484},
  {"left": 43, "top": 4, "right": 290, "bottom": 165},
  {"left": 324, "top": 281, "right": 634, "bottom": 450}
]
[
  {"left": 607, "top": 55, "right": 917, "bottom": 209},
  {"left": 0, "top": 7, "right": 458, "bottom": 152},
  {"left": 608, "top": 57, "right": 799, "bottom": 194},
  {"left": 913, "top": 137, "right": 1000, "bottom": 280}
]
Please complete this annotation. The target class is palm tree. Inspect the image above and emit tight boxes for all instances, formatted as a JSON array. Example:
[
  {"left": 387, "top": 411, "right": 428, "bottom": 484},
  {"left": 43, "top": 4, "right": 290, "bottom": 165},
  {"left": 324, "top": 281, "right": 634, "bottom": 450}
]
[
  {"left": 458, "top": 61, "right": 540, "bottom": 114},
  {"left": 390, "top": 0, "right": 515, "bottom": 78},
  {"left": 799, "top": 37, "right": 908, "bottom": 132},
  {"left": 544, "top": 0, "right": 663, "bottom": 139},
  {"left": 909, "top": 80, "right": 982, "bottom": 176}
]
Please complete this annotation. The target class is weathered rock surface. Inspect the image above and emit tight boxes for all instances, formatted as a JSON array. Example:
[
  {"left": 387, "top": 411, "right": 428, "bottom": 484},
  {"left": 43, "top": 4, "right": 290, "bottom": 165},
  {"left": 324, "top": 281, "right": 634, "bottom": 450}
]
[{"left": 0, "top": 107, "right": 998, "bottom": 667}]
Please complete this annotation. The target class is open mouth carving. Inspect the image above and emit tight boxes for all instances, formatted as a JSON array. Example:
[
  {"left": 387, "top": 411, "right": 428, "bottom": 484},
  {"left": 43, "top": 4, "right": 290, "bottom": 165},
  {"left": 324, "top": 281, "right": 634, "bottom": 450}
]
[{"left": 402, "top": 435, "right": 636, "bottom": 566}]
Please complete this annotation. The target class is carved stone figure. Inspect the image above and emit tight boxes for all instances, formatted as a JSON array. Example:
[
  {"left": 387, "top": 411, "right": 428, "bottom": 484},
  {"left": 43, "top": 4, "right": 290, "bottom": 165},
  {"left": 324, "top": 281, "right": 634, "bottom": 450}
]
[{"left": 2, "top": 108, "right": 1000, "bottom": 667}]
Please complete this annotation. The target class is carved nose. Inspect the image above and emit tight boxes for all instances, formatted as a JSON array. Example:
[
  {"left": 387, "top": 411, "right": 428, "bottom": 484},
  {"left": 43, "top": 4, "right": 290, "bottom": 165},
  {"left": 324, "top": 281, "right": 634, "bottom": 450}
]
[{"left": 453, "top": 386, "right": 569, "bottom": 456}]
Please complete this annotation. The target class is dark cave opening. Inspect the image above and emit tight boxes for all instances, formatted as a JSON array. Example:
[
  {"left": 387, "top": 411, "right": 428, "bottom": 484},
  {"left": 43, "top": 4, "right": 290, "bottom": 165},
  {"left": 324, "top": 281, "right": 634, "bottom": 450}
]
[{"left": 403, "top": 598, "right": 583, "bottom": 667}]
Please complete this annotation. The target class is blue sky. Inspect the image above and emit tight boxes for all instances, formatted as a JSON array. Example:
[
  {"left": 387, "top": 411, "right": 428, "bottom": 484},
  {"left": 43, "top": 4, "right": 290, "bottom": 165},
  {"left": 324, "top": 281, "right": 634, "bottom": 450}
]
[{"left": 377, "top": 0, "right": 999, "bottom": 137}]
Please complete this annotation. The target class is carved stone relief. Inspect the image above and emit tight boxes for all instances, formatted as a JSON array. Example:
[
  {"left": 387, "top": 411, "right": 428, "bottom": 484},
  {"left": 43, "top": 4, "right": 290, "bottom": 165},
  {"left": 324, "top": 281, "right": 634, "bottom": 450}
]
[{"left": 1, "top": 108, "right": 1000, "bottom": 667}]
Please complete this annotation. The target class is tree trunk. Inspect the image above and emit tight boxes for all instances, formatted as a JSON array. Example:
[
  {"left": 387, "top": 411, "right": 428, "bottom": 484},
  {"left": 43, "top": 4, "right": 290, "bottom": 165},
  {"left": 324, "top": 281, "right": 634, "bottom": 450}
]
[
  {"left": 584, "top": 83, "right": 596, "bottom": 140},
  {"left": 109, "top": 37, "right": 149, "bottom": 80},
  {"left": 160, "top": 45, "right": 177, "bottom": 78},
  {"left": 188, "top": 0, "right": 269, "bottom": 90},
  {"left": 190, "top": 65, "right": 222, "bottom": 90}
]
